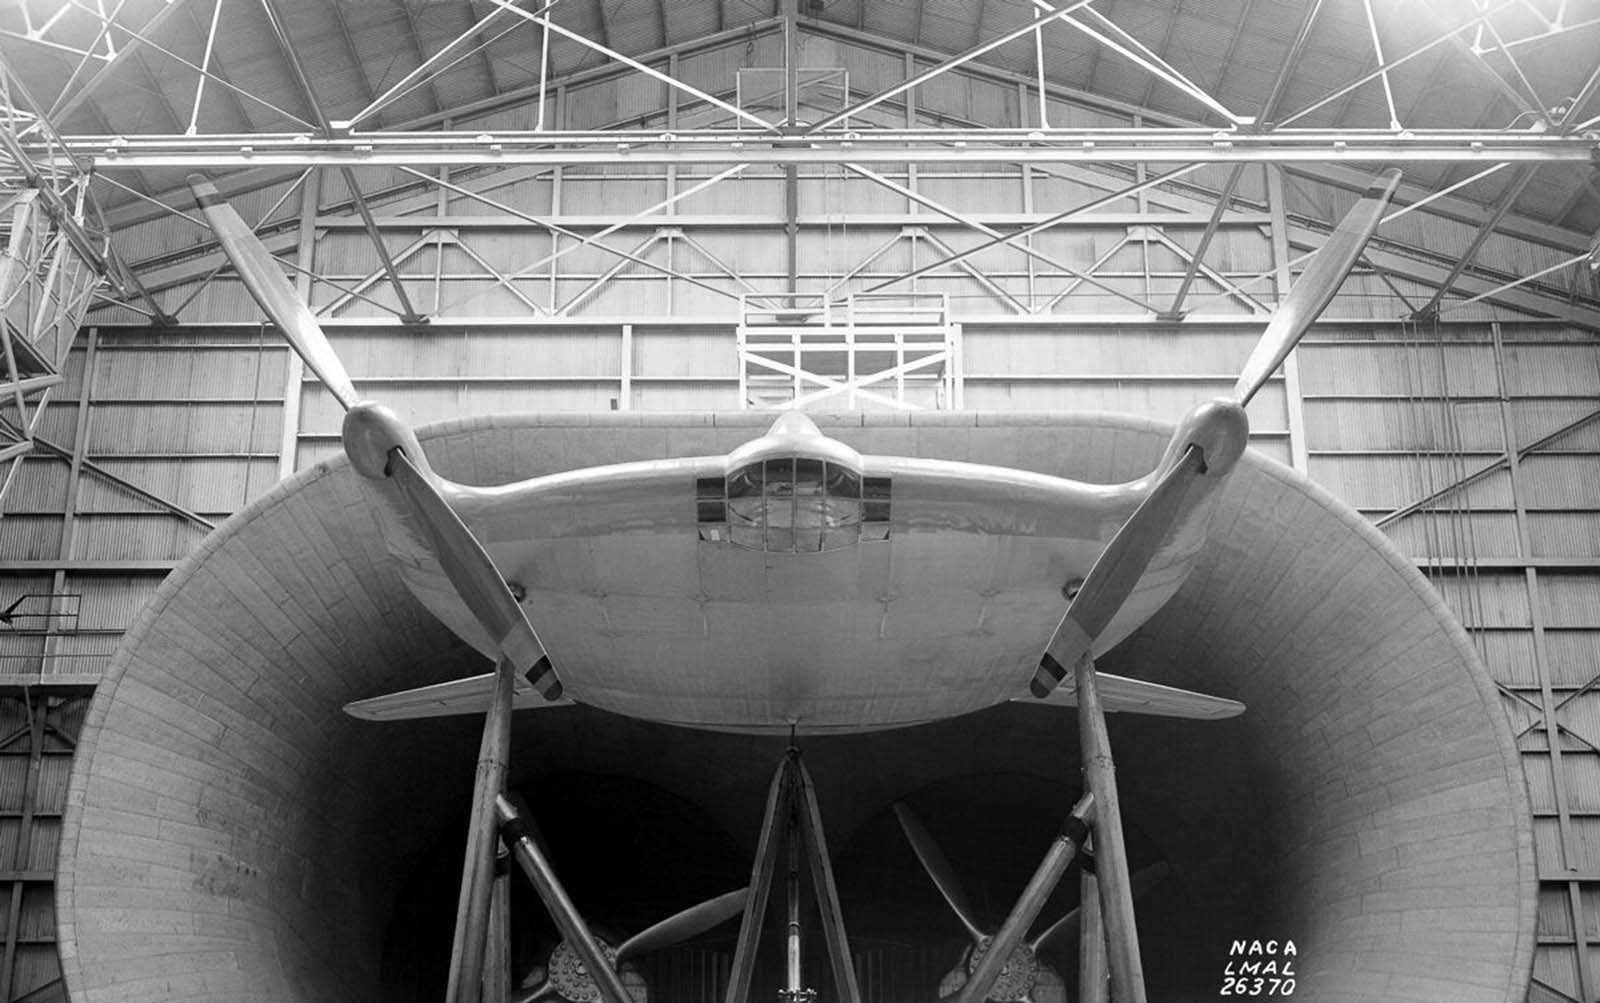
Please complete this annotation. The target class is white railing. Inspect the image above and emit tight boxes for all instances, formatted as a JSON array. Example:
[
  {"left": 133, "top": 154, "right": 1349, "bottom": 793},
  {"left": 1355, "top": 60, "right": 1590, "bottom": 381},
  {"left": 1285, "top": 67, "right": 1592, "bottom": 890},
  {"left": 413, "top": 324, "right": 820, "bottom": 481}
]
[{"left": 737, "top": 292, "right": 961, "bottom": 411}]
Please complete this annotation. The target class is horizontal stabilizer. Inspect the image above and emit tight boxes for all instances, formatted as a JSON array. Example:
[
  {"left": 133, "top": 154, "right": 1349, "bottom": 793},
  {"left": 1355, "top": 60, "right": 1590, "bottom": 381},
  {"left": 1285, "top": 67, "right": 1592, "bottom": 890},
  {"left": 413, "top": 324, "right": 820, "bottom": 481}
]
[
  {"left": 345, "top": 671, "right": 574, "bottom": 722},
  {"left": 1017, "top": 670, "right": 1243, "bottom": 720}
]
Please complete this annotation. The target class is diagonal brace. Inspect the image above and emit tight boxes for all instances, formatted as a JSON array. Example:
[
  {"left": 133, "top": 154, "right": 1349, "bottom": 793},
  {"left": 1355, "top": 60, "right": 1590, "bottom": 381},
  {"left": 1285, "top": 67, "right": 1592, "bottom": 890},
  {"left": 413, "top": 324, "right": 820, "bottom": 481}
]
[
  {"left": 496, "top": 794, "right": 633, "bottom": 1003},
  {"left": 257, "top": 0, "right": 427, "bottom": 323},
  {"left": 859, "top": 163, "right": 1202, "bottom": 311},
  {"left": 953, "top": 793, "right": 1095, "bottom": 1003}
]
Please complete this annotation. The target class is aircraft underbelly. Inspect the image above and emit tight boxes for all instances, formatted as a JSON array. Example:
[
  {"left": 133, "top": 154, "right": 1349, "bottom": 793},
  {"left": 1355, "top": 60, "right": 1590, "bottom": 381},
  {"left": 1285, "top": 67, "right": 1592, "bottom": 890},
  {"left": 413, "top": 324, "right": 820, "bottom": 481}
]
[{"left": 498, "top": 530, "right": 1103, "bottom": 733}]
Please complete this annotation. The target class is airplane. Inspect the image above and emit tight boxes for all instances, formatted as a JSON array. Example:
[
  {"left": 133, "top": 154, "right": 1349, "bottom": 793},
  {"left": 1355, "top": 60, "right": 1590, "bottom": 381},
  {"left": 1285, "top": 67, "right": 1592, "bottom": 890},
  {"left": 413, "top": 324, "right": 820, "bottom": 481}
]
[{"left": 187, "top": 166, "right": 1402, "bottom": 1003}]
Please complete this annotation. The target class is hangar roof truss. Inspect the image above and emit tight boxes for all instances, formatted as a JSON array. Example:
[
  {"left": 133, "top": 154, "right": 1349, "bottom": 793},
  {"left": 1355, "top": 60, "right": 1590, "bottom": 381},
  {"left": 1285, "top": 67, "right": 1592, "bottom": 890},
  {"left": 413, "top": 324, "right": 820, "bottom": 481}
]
[{"left": 0, "top": 0, "right": 1595, "bottom": 330}]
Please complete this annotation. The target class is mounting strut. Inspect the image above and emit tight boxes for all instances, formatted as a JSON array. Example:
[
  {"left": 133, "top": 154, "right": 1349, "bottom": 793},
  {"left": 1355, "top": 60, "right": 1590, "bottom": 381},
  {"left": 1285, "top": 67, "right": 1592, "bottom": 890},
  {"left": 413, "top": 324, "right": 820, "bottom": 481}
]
[{"left": 725, "top": 746, "right": 861, "bottom": 1003}]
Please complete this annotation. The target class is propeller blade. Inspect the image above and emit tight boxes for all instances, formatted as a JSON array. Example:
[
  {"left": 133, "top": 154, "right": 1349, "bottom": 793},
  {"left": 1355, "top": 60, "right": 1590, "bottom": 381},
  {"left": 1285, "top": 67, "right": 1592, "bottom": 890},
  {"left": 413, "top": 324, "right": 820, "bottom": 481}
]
[
  {"left": 1029, "top": 861, "right": 1171, "bottom": 953},
  {"left": 190, "top": 179, "right": 548, "bottom": 672},
  {"left": 188, "top": 175, "right": 359, "bottom": 411},
  {"left": 1033, "top": 446, "right": 1205, "bottom": 696},
  {"left": 1232, "top": 168, "right": 1402, "bottom": 406},
  {"left": 893, "top": 802, "right": 986, "bottom": 942},
  {"left": 513, "top": 980, "right": 557, "bottom": 1003},
  {"left": 616, "top": 888, "right": 748, "bottom": 964},
  {"left": 387, "top": 449, "right": 552, "bottom": 682}
]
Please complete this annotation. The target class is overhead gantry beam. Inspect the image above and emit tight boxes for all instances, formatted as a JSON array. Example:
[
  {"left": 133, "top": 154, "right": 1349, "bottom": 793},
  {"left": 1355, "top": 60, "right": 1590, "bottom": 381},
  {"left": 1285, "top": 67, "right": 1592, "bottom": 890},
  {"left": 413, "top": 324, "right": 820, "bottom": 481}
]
[
  {"left": 70, "top": 14, "right": 1598, "bottom": 260},
  {"left": 37, "top": 129, "right": 1597, "bottom": 168}
]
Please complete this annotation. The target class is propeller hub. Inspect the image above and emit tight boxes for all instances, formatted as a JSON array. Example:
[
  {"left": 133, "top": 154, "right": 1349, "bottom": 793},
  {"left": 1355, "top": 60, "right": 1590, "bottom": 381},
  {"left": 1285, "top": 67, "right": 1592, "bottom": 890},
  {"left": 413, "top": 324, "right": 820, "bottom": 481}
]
[
  {"left": 341, "top": 402, "right": 428, "bottom": 482},
  {"left": 1173, "top": 397, "right": 1249, "bottom": 478},
  {"left": 544, "top": 938, "right": 648, "bottom": 1003},
  {"left": 966, "top": 935, "right": 1039, "bottom": 1002}
]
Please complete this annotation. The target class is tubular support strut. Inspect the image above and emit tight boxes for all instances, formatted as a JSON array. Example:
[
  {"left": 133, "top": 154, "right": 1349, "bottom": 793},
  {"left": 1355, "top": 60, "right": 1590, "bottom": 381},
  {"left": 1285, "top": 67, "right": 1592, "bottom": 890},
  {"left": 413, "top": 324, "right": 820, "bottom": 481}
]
[
  {"left": 725, "top": 747, "right": 861, "bottom": 1003},
  {"left": 496, "top": 795, "right": 633, "bottom": 1003},
  {"left": 953, "top": 794, "right": 1096, "bottom": 1003}
]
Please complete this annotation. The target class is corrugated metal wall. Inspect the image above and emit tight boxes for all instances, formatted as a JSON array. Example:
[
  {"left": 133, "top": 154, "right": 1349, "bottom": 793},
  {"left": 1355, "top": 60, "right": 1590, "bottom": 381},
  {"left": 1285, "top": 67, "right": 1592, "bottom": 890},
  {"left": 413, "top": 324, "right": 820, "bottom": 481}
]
[{"left": 0, "top": 694, "right": 88, "bottom": 1003}]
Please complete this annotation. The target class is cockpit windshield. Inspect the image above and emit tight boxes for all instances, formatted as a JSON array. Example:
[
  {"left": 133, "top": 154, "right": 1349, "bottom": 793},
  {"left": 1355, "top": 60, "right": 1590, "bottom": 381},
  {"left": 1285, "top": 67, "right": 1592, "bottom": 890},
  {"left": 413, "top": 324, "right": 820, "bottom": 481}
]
[{"left": 697, "top": 458, "right": 889, "bottom": 552}]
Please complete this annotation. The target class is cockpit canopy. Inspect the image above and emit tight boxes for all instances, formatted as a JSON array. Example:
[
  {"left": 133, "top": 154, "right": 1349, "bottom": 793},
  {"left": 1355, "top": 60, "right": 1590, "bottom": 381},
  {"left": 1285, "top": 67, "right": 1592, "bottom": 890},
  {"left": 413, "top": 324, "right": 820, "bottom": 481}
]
[{"left": 696, "top": 456, "right": 890, "bottom": 553}]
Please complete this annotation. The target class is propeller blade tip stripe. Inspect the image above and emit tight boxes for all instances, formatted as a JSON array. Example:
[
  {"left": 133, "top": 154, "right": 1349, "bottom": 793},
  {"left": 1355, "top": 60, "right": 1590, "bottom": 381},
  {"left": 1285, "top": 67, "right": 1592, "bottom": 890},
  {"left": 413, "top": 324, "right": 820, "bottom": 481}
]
[{"left": 1031, "top": 653, "right": 1069, "bottom": 698}]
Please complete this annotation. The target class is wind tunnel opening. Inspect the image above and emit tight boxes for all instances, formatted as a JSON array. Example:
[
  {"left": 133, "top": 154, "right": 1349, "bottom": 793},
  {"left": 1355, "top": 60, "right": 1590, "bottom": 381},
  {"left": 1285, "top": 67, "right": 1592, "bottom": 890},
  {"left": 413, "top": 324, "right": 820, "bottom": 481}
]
[
  {"left": 377, "top": 750, "right": 1211, "bottom": 1002},
  {"left": 372, "top": 724, "right": 1227, "bottom": 1003},
  {"left": 58, "top": 415, "right": 1533, "bottom": 1003}
]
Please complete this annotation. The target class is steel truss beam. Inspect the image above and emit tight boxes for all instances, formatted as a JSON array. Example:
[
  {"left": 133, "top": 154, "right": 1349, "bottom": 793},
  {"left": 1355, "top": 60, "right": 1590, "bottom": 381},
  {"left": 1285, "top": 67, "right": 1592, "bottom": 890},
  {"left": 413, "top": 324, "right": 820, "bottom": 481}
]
[
  {"left": 862, "top": 163, "right": 1204, "bottom": 302},
  {"left": 14, "top": 0, "right": 1591, "bottom": 154},
  {"left": 45, "top": 0, "right": 193, "bottom": 126},
  {"left": 1166, "top": 0, "right": 1319, "bottom": 320},
  {"left": 34, "top": 129, "right": 1596, "bottom": 168},
  {"left": 843, "top": 162, "right": 1160, "bottom": 313},
  {"left": 255, "top": 0, "right": 426, "bottom": 324},
  {"left": 491, "top": 0, "right": 778, "bottom": 133},
  {"left": 1348, "top": 241, "right": 1600, "bottom": 331},
  {"left": 11, "top": 0, "right": 314, "bottom": 132},
  {"left": 306, "top": 211, "right": 1274, "bottom": 230},
  {"left": 808, "top": 0, "right": 1100, "bottom": 132},
  {"left": 53, "top": 17, "right": 1593, "bottom": 270},
  {"left": 1030, "top": 0, "right": 1250, "bottom": 126},
  {"left": 23, "top": 3, "right": 1594, "bottom": 334}
]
